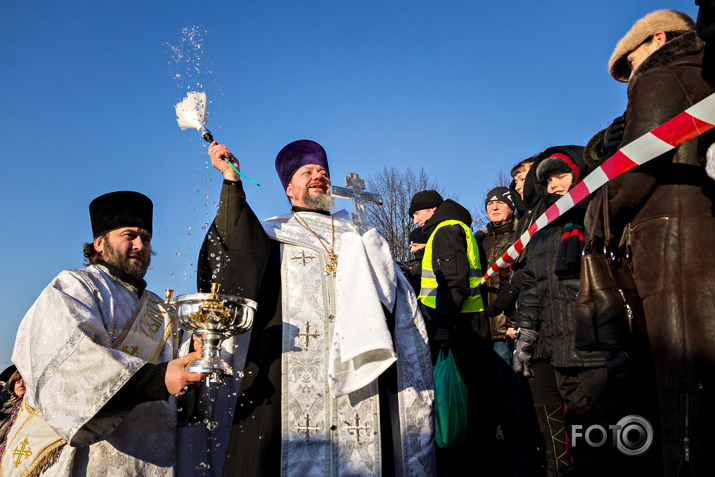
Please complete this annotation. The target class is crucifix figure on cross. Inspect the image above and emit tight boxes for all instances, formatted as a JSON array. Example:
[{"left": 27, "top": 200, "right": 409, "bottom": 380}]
[{"left": 332, "top": 173, "right": 383, "bottom": 235}]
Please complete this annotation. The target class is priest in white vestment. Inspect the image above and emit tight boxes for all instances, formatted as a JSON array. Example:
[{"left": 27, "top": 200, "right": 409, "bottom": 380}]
[
  {"left": 181, "top": 140, "right": 435, "bottom": 476},
  {"left": 5, "top": 191, "right": 203, "bottom": 476}
]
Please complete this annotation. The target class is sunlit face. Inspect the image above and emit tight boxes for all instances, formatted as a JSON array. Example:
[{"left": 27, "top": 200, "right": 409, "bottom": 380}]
[
  {"left": 486, "top": 201, "right": 513, "bottom": 225},
  {"left": 94, "top": 227, "right": 152, "bottom": 281},
  {"left": 14, "top": 377, "right": 25, "bottom": 398},
  {"left": 546, "top": 173, "right": 573, "bottom": 195},
  {"left": 286, "top": 164, "right": 332, "bottom": 210},
  {"left": 513, "top": 164, "right": 531, "bottom": 199},
  {"left": 626, "top": 32, "right": 665, "bottom": 80},
  {"left": 413, "top": 208, "right": 436, "bottom": 227}
]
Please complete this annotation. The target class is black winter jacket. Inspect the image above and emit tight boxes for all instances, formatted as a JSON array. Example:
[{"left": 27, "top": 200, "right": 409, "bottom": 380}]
[
  {"left": 476, "top": 220, "right": 516, "bottom": 339},
  {"left": 514, "top": 146, "right": 605, "bottom": 368},
  {"left": 422, "top": 199, "right": 473, "bottom": 318},
  {"left": 421, "top": 199, "right": 489, "bottom": 339}
]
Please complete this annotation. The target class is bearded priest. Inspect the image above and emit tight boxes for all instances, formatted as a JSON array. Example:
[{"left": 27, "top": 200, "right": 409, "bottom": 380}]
[
  {"left": 184, "top": 139, "right": 435, "bottom": 477},
  {"left": 6, "top": 191, "right": 203, "bottom": 476}
]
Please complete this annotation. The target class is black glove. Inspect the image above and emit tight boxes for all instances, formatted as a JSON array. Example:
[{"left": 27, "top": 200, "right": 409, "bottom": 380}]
[
  {"left": 513, "top": 328, "right": 538, "bottom": 378},
  {"left": 485, "top": 280, "right": 519, "bottom": 317},
  {"left": 605, "top": 349, "right": 633, "bottom": 379},
  {"left": 599, "top": 114, "right": 626, "bottom": 157},
  {"left": 433, "top": 327, "right": 454, "bottom": 350}
]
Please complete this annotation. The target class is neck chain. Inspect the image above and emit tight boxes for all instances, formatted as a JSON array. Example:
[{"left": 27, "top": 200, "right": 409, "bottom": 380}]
[{"left": 291, "top": 211, "right": 338, "bottom": 278}]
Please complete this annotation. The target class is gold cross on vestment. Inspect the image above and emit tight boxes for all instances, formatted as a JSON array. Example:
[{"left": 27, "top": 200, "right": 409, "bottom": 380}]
[
  {"left": 344, "top": 413, "right": 371, "bottom": 443},
  {"left": 13, "top": 437, "right": 32, "bottom": 468},
  {"left": 292, "top": 250, "right": 316, "bottom": 266},
  {"left": 295, "top": 322, "right": 321, "bottom": 348},
  {"left": 295, "top": 413, "right": 321, "bottom": 441},
  {"left": 122, "top": 344, "right": 139, "bottom": 356}
]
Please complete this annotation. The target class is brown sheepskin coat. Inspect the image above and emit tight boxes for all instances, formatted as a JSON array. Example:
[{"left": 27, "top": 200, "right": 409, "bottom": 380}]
[{"left": 585, "top": 31, "right": 715, "bottom": 475}]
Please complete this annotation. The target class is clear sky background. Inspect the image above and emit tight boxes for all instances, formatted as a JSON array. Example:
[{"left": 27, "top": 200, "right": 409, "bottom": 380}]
[{"left": 0, "top": 1, "right": 702, "bottom": 367}]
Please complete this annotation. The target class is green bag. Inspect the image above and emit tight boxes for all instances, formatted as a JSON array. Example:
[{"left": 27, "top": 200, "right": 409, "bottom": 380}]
[{"left": 433, "top": 348, "right": 468, "bottom": 448}]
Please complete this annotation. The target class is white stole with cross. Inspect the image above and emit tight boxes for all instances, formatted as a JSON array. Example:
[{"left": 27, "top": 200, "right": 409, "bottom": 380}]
[
  {"left": 264, "top": 211, "right": 382, "bottom": 476},
  {"left": 263, "top": 211, "right": 435, "bottom": 477},
  {"left": 0, "top": 401, "right": 65, "bottom": 477},
  {"left": 6, "top": 269, "right": 178, "bottom": 477}
]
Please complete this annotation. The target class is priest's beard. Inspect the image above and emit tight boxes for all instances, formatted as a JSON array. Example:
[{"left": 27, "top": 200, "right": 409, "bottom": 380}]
[
  {"left": 303, "top": 192, "right": 335, "bottom": 212},
  {"left": 102, "top": 241, "right": 151, "bottom": 282}
]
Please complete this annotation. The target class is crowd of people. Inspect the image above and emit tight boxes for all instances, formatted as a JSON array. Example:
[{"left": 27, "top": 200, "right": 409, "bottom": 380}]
[
  {"left": 0, "top": 6, "right": 713, "bottom": 477},
  {"left": 402, "top": 7, "right": 714, "bottom": 477}
]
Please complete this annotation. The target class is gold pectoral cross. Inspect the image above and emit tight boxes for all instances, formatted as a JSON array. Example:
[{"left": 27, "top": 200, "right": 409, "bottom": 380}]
[{"left": 326, "top": 251, "right": 338, "bottom": 278}]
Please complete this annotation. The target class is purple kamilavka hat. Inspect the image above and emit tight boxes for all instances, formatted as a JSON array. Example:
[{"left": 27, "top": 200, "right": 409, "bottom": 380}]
[{"left": 275, "top": 140, "right": 330, "bottom": 191}]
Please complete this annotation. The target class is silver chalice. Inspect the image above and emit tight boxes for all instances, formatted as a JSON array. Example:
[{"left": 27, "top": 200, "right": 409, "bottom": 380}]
[{"left": 166, "top": 283, "right": 256, "bottom": 383}]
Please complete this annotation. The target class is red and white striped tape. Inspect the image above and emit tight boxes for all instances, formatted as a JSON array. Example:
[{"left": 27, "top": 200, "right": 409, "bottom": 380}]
[{"left": 480, "top": 92, "right": 715, "bottom": 285}]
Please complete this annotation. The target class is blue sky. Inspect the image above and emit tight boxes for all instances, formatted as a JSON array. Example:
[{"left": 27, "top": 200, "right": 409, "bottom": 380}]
[{"left": 0, "top": 1, "right": 701, "bottom": 367}]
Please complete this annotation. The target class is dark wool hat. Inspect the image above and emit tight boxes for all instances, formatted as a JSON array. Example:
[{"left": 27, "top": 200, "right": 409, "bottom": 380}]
[
  {"left": 409, "top": 190, "right": 444, "bottom": 216},
  {"left": 275, "top": 139, "right": 330, "bottom": 191},
  {"left": 89, "top": 191, "right": 153, "bottom": 238},
  {"left": 0, "top": 365, "right": 16, "bottom": 384},
  {"left": 485, "top": 186, "right": 515, "bottom": 211},
  {"left": 409, "top": 227, "right": 426, "bottom": 244},
  {"left": 536, "top": 153, "right": 580, "bottom": 185}
]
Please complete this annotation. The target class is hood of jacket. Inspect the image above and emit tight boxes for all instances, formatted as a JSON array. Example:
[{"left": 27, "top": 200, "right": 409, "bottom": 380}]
[
  {"left": 508, "top": 178, "right": 527, "bottom": 216},
  {"left": 422, "top": 199, "right": 472, "bottom": 239},
  {"left": 520, "top": 161, "right": 542, "bottom": 211}
]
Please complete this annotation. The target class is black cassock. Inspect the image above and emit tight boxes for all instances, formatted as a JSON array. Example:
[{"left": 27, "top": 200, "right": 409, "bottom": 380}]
[{"left": 196, "top": 180, "right": 396, "bottom": 477}]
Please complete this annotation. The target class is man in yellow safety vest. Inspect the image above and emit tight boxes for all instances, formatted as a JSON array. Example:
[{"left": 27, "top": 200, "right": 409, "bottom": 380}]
[{"left": 409, "top": 189, "right": 505, "bottom": 476}]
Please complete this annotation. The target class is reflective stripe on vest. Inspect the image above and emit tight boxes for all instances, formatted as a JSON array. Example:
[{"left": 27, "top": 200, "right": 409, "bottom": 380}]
[{"left": 418, "top": 220, "right": 484, "bottom": 312}]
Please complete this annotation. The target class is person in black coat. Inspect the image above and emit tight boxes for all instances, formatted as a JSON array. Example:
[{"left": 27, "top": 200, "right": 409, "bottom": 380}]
[
  {"left": 410, "top": 191, "right": 509, "bottom": 476},
  {"left": 513, "top": 146, "right": 655, "bottom": 477},
  {"left": 196, "top": 140, "right": 435, "bottom": 476},
  {"left": 400, "top": 226, "right": 426, "bottom": 295}
]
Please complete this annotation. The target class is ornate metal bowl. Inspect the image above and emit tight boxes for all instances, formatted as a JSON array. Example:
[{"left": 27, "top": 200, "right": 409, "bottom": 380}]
[{"left": 167, "top": 283, "right": 256, "bottom": 383}]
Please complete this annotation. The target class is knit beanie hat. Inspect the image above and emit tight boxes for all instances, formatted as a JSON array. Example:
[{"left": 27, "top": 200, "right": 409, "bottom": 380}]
[
  {"left": 275, "top": 139, "right": 330, "bottom": 191},
  {"left": 484, "top": 186, "right": 515, "bottom": 211},
  {"left": 409, "top": 227, "right": 426, "bottom": 245},
  {"left": 609, "top": 9, "right": 695, "bottom": 82},
  {"left": 408, "top": 190, "right": 444, "bottom": 216},
  {"left": 536, "top": 153, "right": 580, "bottom": 186}
]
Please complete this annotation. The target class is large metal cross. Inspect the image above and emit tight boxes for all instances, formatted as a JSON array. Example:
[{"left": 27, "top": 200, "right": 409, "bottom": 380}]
[{"left": 332, "top": 173, "right": 383, "bottom": 235}]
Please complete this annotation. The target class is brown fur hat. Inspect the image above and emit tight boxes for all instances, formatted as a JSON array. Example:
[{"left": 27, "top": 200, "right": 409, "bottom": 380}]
[{"left": 609, "top": 9, "right": 695, "bottom": 82}]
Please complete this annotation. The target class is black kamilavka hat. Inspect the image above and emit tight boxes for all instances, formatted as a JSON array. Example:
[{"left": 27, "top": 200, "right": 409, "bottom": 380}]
[{"left": 89, "top": 191, "right": 153, "bottom": 238}]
